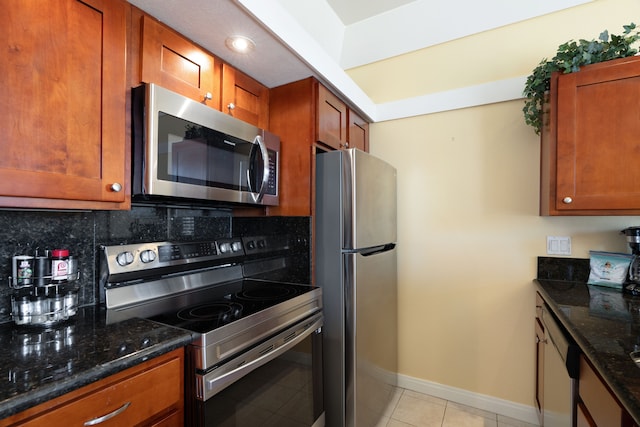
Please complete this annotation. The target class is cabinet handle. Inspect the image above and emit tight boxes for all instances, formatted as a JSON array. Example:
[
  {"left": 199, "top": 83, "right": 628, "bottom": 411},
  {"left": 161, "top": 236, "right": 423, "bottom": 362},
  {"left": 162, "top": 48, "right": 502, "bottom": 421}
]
[
  {"left": 227, "top": 102, "right": 235, "bottom": 111},
  {"left": 562, "top": 197, "right": 573, "bottom": 204},
  {"left": 84, "top": 402, "right": 131, "bottom": 426},
  {"left": 204, "top": 92, "right": 212, "bottom": 101},
  {"left": 110, "top": 183, "right": 122, "bottom": 193}
]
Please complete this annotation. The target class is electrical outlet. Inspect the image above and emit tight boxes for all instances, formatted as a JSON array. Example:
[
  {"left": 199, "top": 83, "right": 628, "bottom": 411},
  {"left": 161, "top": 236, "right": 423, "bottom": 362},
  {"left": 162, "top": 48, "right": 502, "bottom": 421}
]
[{"left": 547, "top": 236, "right": 571, "bottom": 255}]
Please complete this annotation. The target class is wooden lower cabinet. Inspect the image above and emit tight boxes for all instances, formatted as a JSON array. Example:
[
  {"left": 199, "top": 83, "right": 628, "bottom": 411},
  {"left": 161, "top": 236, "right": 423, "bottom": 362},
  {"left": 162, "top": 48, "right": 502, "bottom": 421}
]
[
  {"left": 578, "top": 354, "right": 637, "bottom": 427},
  {"left": 0, "top": 348, "right": 184, "bottom": 427},
  {"left": 534, "top": 294, "right": 544, "bottom": 424}
]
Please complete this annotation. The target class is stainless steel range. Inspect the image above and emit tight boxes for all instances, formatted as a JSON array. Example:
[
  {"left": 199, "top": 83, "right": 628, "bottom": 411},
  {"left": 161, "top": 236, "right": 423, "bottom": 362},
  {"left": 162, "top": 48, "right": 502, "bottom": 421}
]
[{"left": 99, "top": 235, "right": 324, "bottom": 426}]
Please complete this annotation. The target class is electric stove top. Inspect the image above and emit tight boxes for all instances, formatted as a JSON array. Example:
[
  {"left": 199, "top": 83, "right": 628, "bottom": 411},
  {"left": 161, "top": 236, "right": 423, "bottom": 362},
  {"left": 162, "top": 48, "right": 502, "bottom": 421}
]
[
  {"left": 99, "top": 236, "right": 322, "bottom": 370},
  {"left": 148, "top": 279, "right": 317, "bottom": 334}
]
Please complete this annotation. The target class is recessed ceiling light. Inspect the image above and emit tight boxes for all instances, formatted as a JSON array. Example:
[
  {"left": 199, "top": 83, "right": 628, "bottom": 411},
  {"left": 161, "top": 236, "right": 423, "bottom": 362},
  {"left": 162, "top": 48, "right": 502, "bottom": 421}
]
[{"left": 225, "top": 35, "right": 256, "bottom": 54}]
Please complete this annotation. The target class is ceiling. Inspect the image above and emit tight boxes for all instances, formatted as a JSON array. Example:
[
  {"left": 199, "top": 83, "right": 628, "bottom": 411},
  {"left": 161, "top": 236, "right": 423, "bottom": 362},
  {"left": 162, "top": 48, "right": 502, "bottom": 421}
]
[
  {"left": 127, "top": 0, "right": 592, "bottom": 120},
  {"left": 326, "top": 0, "right": 417, "bottom": 25}
]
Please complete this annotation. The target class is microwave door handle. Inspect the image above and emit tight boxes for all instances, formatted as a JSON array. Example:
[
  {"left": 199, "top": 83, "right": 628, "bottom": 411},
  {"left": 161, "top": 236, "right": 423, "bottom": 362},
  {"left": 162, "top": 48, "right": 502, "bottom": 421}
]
[{"left": 248, "top": 135, "right": 269, "bottom": 203}]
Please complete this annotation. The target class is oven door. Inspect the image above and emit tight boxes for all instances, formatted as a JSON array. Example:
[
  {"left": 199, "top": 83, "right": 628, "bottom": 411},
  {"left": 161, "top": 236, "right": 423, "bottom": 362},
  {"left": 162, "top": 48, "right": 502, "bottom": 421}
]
[{"left": 188, "top": 312, "right": 324, "bottom": 427}]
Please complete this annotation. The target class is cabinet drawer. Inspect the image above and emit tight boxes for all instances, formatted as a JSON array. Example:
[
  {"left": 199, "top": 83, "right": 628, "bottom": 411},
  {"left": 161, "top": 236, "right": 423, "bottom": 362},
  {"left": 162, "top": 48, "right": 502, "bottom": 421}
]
[
  {"left": 579, "top": 354, "right": 623, "bottom": 426},
  {"left": 4, "top": 349, "right": 184, "bottom": 427}
]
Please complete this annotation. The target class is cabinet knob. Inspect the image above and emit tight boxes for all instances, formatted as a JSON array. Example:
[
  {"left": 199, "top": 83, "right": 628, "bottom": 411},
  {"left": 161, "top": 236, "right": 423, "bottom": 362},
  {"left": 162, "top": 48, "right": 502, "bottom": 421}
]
[
  {"left": 204, "top": 92, "right": 212, "bottom": 101},
  {"left": 562, "top": 197, "right": 573, "bottom": 204},
  {"left": 227, "top": 102, "right": 235, "bottom": 111},
  {"left": 110, "top": 183, "right": 122, "bottom": 193}
]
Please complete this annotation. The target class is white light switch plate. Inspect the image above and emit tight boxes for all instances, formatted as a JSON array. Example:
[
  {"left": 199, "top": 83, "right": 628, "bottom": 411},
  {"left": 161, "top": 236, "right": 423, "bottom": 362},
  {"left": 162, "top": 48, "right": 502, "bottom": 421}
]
[{"left": 547, "top": 236, "right": 572, "bottom": 255}]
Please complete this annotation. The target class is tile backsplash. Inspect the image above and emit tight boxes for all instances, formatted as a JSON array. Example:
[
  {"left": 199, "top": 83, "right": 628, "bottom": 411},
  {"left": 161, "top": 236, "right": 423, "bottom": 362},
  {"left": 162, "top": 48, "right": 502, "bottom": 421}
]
[{"left": 0, "top": 205, "right": 310, "bottom": 324}]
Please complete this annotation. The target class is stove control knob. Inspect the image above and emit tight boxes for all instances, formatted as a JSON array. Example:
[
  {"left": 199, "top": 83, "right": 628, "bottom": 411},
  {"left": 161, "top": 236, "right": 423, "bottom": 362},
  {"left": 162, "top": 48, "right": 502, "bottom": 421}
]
[
  {"left": 219, "top": 242, "right": 231, "bottom": 253},
  {"left": 231, "top": 241, "right": 242, "bottom": 252},
  {"left": 116, "top": 251, "right": 134, "bottom": 267},
  {"left": 140, "top": 250, "right": 157, "bottom": 263}
]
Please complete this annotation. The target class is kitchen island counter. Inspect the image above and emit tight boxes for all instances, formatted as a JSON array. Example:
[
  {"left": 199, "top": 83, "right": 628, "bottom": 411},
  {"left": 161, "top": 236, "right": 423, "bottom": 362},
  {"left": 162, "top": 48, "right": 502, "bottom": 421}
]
[
  {"left": 0, "top": 305, "right": 192, "bottom": 420},
  {"left": 536, "top": 278, "right": 640, "bottom": 425}
]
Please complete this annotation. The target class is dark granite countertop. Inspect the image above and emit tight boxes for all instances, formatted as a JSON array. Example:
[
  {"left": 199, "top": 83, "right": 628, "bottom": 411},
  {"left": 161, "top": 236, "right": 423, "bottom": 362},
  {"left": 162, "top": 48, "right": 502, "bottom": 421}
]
[
  {"left": 0, "top": 305, "right": 193, "bottom": 420},
  {"left": 535, "top": 278, "right": 640, "bottom": 424}
]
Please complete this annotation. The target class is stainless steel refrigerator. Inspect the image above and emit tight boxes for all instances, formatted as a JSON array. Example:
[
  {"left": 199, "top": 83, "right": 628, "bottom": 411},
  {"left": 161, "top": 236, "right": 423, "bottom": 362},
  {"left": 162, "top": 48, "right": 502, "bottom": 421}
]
[{"left": 315, "top": 148, "right": 398, "bottom": 427}]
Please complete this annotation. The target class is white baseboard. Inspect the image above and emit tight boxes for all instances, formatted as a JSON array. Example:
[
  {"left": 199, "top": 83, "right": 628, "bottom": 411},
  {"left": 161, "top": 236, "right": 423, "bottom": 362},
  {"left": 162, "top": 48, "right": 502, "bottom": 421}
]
[{"left": 398, "top": 373, "right": 540, "bottom": 425}]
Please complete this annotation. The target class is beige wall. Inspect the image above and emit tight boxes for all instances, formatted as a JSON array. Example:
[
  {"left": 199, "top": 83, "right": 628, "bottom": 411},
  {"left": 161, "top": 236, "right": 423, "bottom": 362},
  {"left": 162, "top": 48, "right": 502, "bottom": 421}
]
[{"left": 348, "top": 0, "right": 640, "bottom": 407}]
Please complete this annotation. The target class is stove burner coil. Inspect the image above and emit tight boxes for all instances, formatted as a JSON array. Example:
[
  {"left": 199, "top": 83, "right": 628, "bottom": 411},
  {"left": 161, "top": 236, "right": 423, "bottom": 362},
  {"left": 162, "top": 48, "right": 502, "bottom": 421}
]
[
  {"left": 177, "top": 302, "right": 243, "bottom": 323},
  {"left": 236, "top": 285, "right": 296, "bottom": 301}
]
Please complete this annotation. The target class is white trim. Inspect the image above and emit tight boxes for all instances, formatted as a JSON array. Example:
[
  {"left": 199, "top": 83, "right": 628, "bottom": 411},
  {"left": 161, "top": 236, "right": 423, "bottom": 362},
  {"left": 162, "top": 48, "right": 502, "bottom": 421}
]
[
  {"left": 398, "top": 373, "right": 540, "bottom": 425},
  {"left": 375, "top": 76, "right": 528, "bottom": 122},
  {"left": 236, "top": 0, "right": 377, "bottom": 119},
  {"left": 238, "top": 1, "right": 530, "bottom": 123},
  {"left": 339, "top": 0, "right": 593, "bottom": 70}
]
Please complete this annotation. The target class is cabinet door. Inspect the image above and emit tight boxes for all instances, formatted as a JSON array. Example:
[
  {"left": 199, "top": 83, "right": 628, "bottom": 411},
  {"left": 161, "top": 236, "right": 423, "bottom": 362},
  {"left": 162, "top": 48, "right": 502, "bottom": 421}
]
[
  {"left": 555, "top": 56, "right": 640, "bottom": 212},
  {"left": 577, "top": 402, "right": 597, "bottom": 427},
  {"left": 535, "top": 317, "right": 544, "bottom": 423},
  {"left": 141, "top": 16, "right": 218, "bottom": 107},
  {"left": 0, "top": 0, "right": 128, "bottom": 210},
  {"left": 579, "top": 354, "right": 625, "bottom": 426},
  {"left": 221, "top": 64, "right": 269, "bottom": 128},
  {"left": 317, "top": 84, "right": 348, "bottom": 150},
  {"left": 0, "top": 348, "right": 184, "bottom": 427},
  {"left": 348, "top": 110, "right": 369, "bottom": 151}
]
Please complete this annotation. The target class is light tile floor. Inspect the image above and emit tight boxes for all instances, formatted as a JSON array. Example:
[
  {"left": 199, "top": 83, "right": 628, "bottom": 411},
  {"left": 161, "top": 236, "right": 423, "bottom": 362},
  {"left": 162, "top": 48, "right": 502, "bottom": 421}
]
[{"left": 376, "top": 388, "right": 540, "bottom": 427}]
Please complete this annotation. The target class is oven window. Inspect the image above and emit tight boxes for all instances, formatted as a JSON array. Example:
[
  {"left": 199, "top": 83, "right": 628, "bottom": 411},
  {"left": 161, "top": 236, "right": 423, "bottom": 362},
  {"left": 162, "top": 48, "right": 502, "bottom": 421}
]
[
  {"left": 156, "top": 112, "right": 256, "bottom": 191},
  {"left": 202, "top": 333, "right": 323, "bottom": 426}
]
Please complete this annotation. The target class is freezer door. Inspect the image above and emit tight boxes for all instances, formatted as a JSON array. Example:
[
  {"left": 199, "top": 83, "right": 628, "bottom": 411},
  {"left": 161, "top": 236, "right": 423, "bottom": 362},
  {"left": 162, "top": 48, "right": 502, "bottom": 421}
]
[
  {"left": 342, "top": 149, "right": 397, "bottom": 250},
  {"left": 345, "top": 245, "right": 398, "bottom": 427}
]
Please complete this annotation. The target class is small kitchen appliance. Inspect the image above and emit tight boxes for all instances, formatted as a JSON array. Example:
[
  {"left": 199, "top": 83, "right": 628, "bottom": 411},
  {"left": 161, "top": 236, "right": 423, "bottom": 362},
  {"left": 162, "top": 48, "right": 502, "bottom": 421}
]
[
  {"left": 100, "top": 235, "right": 324, "bottom": 426},
  {"left": 131, "top": 83, "right": 280, "bottom": 206},
  {"left": 622, "top": 227, "right": 640, "bottom": 295},
  {"left": 9, "top": 250, "right": 79, "bottom": 327}
]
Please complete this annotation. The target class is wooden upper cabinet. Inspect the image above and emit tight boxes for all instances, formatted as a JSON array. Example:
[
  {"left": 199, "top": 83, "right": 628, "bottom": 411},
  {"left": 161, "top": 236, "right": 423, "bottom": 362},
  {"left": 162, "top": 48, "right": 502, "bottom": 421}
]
[
  {"left": 221, "top": 64, "right": 269, "bottom": 128},
  {"left": 317, "top": 84, "right": 348, "bottom": 150},
  {"left": 269, "top": 77, "right": 370, "bottom": 217},
  {"left": 541, "top": 56, "right": 640, "bottom": 215},
  {"left": 348, "top": 110, "right": 369, "bottom": 152},
  {"left": 268, "top": 78, "right": 316, "bottom": 217},
  {"left": 0, "top": 0, "right": 129, "bottom": 210},
  {"left": 140, "top": 15, "right": 218, "bottom": 107},
  {"left": 317, "top": 83, "right": 370, "bottom": 151}
]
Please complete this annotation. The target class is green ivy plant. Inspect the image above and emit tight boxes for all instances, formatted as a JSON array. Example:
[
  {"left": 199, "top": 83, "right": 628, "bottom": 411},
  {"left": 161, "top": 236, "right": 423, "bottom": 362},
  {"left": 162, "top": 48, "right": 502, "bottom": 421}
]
[{"left": 523, "top": 23, "right": 640, "bottom": 135}]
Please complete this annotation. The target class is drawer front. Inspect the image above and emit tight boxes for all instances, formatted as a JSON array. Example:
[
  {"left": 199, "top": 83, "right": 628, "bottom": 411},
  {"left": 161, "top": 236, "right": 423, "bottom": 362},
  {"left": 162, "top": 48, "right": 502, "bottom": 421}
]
[
  {"left": 579, "top": 355, "right": 622, "bottom": 426},
  {"left": 17, "top": 355, "right": 183, "bottom": 426}
]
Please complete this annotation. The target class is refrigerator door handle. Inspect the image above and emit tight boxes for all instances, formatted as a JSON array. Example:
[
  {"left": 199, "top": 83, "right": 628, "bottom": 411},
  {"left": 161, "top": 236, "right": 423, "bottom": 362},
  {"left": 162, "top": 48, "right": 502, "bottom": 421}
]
[{"left": 351, "top": 243, "right": 396, "bottom": 256}]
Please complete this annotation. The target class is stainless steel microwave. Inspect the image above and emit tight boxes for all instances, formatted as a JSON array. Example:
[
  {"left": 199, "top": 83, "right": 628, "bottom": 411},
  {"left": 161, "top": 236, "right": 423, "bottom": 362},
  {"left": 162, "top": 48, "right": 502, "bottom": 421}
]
[{"left": 132, "top": 83, "right": 279, "bottom": 206}]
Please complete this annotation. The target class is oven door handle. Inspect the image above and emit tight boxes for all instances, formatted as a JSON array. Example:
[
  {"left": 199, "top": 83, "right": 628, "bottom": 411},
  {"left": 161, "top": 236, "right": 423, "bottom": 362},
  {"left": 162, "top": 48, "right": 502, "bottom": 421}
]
[{"left": 204, "top": 314, "right": 322, "bottom": 399}]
